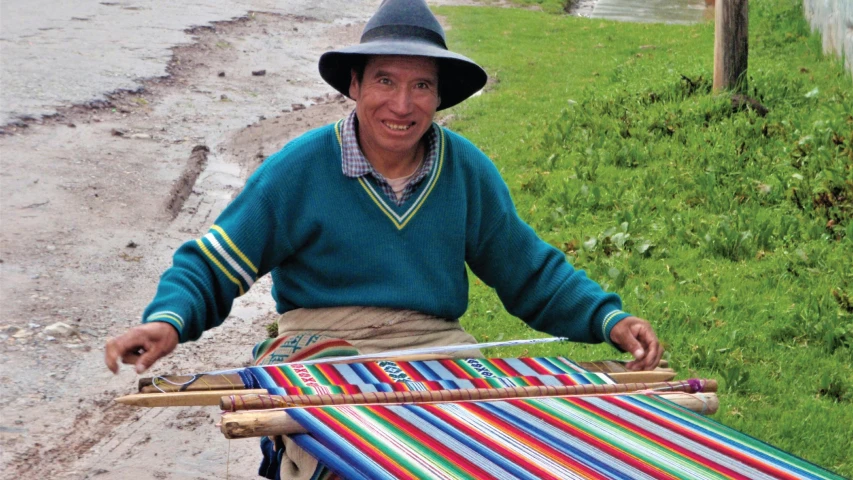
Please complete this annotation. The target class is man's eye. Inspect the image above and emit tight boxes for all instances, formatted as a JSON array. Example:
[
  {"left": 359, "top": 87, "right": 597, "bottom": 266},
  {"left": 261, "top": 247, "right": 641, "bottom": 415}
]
[
  {"left": 379, "top": 78, "right": 391, "bottom": 85},
  {"left": 416, "top": 82, "right": 429, "bottom": 89}
]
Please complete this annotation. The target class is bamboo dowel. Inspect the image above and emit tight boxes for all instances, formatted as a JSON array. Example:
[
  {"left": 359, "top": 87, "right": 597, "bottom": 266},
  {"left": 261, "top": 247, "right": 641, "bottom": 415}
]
[
  {"left": 221, "top": 379, "right": 717, "bottom": 411},
  {"left": 220, "top": 392, "right": 719, "bottom": 439},
  {"left": 139, "top": 358, "right": 676, "bottom": 394},
  {"left": 137, "top": 354, "right": 454, "bottom": 393},
  {"left": 116, "top": 389, "right": 268, "bottom": 407},
  {"left": 608, "top": 369, "right": 676, "bottom": 383},
  {"left": 579, "top": 359, "right": 669, "bottom": 372}
]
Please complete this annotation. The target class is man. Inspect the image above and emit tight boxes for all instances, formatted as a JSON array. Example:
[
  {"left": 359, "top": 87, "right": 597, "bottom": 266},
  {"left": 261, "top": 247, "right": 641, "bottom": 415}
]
[{"left": 106, "top": 0, "right": 660, "bottom": 476}]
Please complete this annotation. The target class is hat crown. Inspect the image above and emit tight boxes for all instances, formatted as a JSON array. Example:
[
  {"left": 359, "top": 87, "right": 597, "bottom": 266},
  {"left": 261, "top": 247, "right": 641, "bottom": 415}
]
[{"left": 361, "top": 0, "right": 447, "bottom": 48}]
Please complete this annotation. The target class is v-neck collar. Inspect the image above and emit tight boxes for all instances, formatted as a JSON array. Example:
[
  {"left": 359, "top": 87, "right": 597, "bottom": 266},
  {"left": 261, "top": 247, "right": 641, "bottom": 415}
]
[{"left": 335, "top": 119, "right": 445, "bottom": 230}]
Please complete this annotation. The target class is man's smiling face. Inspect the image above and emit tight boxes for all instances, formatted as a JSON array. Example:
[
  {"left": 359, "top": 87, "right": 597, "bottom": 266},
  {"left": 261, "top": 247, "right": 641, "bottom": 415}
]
[{"left": 349, "top": 55, "right": 440, "bottom": 162}]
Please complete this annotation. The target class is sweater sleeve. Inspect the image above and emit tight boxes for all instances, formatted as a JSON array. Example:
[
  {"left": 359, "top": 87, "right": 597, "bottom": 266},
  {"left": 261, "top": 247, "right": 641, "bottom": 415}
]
[
  {"left": 464, "top": 150, "right": 630, "bottom": 345},
  {"left": 140, "top": 155, "right": 295, "bottom": 342}
]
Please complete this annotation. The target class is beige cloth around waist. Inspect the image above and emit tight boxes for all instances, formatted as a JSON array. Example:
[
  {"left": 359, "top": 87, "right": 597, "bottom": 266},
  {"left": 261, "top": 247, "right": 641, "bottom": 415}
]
[{"left": 277, "top": 306, "right": 483, "bottom": 359}]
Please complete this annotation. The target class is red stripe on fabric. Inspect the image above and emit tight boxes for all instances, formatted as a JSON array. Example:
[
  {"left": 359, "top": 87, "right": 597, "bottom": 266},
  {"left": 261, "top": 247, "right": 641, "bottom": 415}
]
[
  {"left": 262, "top": 366, "right": 296, "bottom": 388},
  {"left": 310, "top": 408, "right": 419, "bottom": 480},
  {"left": 463, "top": 401, "right": 612, "bottom": 480},
  {"left": 424, "top": 402, "right": 607, "bottom": 480},
  {"left": 395, "top": 361, "right": 427, "bottom": 381},
  {"left": 436, "top": 359, "right": 470, "bottom": 380},
  {"left": 315, "top": 364, "right": 348, "bottom": 387},
  {"left": 421, "top": 404, "right": 557, "bottom": 479},
  {"left": 520, "top": 357, "right": 553, "bottom": 375},
  {"left": 369, "top": 406, "right": 497, "bottom": 479},
  {"left": 364, "top": 361, "right": 393, "bottom": 383},
  {"left": 574, "top": 396, "right": 751, "bottom": 480},
  {"left": 512, "top": 399, "right": 679, "bottom": 480},
  {"left": 611, "top": 396, "right": 802, "bottom": 480},
  {"left": 488, "top": 358, "right": 518, "bottom": 377}
]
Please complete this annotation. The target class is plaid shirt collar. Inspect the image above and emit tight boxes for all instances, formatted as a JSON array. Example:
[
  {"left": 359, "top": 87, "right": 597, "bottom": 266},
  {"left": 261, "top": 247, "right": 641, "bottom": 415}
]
[{"left": 340, "top": 110, "right": 438, "bottom": 205}]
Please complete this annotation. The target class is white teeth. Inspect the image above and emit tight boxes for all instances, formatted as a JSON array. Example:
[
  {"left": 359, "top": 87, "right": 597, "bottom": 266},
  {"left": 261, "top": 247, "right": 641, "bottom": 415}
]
[{"left": 384, "top": 122, "right": 411, "bottom": 131}]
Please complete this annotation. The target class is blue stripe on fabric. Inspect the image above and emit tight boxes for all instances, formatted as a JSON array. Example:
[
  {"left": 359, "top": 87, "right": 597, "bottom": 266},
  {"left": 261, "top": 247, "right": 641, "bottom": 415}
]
[
  {"left": 238, "top": 369, "right": 261, "bottom": 389},
  {"left": 388, "top": 405, "right": 521, "bottom": 480},
  {"left": 540, "top": 357, "right": 578, "bottom": 375},
  {"left": 290, "top": 433, "right": 373, "bottom": 480},
  {"left": 417, "top": 359, "right": 455, "bottom": 380},
  {"left": 406, "top": 404, "right": 541, "bottom": 480},
  {"left": 333, "top": 363, "right": 363, "bottom": 386},
  {"left": 244, "top": 367, "right": 274, "bottom": 390},
  {"left": 501, "top": 358, "right": 539, "bottom": 376},
  {"left": 623, "top": 395, "right": 840, "bottom": 480},
  {"left": 348, "top": 362, "right": 380, "bottom": 384},
  {"left": 478, "top": 400, "right": 639, "bottom": 480},
  {"left": 288, "top": 411, "right": 393, "bottom": 480}
]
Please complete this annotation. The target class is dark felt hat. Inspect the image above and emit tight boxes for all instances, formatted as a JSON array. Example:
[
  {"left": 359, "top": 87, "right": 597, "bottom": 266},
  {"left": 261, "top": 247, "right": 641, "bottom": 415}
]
[{"left": 318, "top": 0, "right": 487, "bottom": 110}]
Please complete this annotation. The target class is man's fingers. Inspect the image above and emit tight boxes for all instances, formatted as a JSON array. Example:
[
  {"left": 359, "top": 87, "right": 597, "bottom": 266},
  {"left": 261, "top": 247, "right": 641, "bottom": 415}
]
[
  {"left": 135, "top": 342, "right": 165, "bottom": 374},
  {"left": 105, "top": 340, "right": 121, "bottom": 374},
  {"left": 634, "top": 324, "right": 661, "bottom": 370},
  {"left": 121, "top": 352, "right": 141, "bottom": 365}
]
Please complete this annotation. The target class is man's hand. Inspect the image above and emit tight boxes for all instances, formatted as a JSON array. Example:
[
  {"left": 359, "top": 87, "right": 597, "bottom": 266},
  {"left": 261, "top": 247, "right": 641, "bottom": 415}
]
[
  {"left": 105, "top": 322, "right": 179, "bottom": 374},
  {"left": 609, "top": 316, "right": 662, "bottom": 371}
]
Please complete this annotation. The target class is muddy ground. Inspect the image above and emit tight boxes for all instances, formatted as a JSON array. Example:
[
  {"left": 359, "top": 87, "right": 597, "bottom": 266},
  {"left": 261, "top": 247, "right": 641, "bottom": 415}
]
[
  {"left": 0, "top": 10, "right": 370, "bottom": 480},
  {"left": 0, "top": 0, "right": 546, "bottom": 477}
]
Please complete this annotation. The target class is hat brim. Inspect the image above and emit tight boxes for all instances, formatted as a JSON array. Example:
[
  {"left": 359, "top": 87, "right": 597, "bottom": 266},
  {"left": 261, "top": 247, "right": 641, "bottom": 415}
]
[{"left": 319, "top": 40, "right": 487, "bottom": 111}]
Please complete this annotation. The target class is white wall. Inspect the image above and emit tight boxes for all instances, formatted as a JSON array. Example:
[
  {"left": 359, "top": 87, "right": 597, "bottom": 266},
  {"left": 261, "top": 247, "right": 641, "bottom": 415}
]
[{"left": 802, "top": 0, "right": 853, "bottom": 74}]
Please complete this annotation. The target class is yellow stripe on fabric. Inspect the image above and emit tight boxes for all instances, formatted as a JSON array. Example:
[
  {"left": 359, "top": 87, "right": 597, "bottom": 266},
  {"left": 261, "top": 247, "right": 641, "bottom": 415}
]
[
  {"left": 146, "top": 313, "right": 185, "bottom": 329},
  {"left": 210, "top": 225, "right": 258, "bottom": 274},
  {"left": 195, "top": 238, "right": 246, "bottom": 296}
]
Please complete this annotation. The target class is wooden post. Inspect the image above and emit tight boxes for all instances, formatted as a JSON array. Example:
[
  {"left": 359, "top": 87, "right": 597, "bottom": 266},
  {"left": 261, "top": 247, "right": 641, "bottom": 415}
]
[{"left": 713, "top": 0, "right": 749, "bottom": 92}]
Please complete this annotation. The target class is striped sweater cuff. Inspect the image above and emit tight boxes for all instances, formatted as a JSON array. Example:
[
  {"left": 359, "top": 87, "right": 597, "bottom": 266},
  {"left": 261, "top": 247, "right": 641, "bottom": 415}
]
[
  {"left": 142, "top": 311, "right": 185, "bottom": 340},
  {"left": 601, "top": 309, "right": 631, "bottom": 348}
]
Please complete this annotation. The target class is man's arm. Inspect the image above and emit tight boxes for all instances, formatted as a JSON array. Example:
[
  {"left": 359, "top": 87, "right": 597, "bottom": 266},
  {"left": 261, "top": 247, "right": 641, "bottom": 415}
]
[
  {"left": 104, "top": 150, "right": 297, "bottom": 374},
  {"left": 461, "top": 140, "right": 661, "bottom": 365}
]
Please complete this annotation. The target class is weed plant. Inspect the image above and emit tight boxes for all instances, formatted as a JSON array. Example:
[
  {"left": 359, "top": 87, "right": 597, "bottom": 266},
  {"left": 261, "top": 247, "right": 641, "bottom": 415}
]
[{"left": 437, "top": 0, "right": 852, "bottom": 475}]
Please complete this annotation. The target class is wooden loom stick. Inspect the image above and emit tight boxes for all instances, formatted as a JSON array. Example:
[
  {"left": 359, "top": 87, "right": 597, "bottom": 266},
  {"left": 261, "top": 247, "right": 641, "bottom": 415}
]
[
  {"left": 116, "top": 389, "right": 268, "bottom": 407},
  {"left": 219, "top": 392, "right": 719, "bottom": 439},
  {"left": 138, "top": 360, "right": 674, "bottom": 394},
  {"left": 137, "top": 354, "right": 453, "bottom": 393},
  {"left": 220, "top": 379, "right": 717, "bottom": 411}
]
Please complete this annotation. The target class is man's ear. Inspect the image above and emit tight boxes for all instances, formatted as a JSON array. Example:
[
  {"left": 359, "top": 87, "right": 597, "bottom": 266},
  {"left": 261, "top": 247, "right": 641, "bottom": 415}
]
[{"left": 348, "top": 69, "right": 360, "bottom": 100}]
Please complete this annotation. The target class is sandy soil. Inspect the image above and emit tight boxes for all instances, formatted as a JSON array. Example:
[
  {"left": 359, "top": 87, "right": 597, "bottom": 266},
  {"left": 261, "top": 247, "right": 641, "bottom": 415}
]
[
  {"left": 0, "top": 0, "right": 572, "bottom": 477},
  {"left": 0, "top": 11, "right": 362, "bottom": 480}
]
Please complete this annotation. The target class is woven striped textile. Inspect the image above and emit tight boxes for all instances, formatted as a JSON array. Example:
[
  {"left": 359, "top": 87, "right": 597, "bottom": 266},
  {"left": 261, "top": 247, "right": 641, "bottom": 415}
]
[
  {"left": 238, "top": 357, "right": 612, "bottom": 394},
  {"left": 288, "top": 394, "right": 843, "bottom": 480}
]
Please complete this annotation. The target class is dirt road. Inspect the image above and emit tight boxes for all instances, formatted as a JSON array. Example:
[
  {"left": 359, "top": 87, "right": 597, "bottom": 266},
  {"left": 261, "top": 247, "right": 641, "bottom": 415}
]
[
  {"left": 0, "top": 0, "right": 526, "bottom": 476},
  {"left": 0, "top": 9, "right": 369, "bottom": 479}
]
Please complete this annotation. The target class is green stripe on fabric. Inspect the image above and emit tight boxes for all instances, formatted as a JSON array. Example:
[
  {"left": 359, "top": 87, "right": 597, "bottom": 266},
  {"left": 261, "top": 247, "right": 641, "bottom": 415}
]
[
  {"left": 637, "top": 395, "right": 844, "bottom": 478},
  {"left": 542, "top": 397, "right": 718, "bottom": 479},
  {"left": 325, "top": 406, "right": 425, "bottom": 479},
  {"left": 361, "top": 406, "right": 472, "bottom": 479}
]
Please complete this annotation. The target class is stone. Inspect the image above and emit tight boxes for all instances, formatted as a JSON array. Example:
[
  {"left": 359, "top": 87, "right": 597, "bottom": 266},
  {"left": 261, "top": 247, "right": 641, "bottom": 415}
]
[{"left": 44, "top": 322, "right": 78, "bottom": 338}]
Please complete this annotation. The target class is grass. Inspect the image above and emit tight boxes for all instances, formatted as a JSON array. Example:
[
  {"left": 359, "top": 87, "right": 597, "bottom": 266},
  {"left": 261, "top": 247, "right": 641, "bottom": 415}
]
[{"left": 435, "top": 0, "right": 853, "bottom": 476}]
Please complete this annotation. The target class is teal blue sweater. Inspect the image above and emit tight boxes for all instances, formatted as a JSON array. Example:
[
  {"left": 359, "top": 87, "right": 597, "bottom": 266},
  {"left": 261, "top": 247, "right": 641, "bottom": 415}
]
[{"left": 142, "top": 121, "right": 630, "bottom": 345}]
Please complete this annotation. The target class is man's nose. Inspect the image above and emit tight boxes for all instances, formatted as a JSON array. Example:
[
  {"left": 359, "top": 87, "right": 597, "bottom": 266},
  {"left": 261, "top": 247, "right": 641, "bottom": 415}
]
[{"left": 388, "top": 87, "right": 413, "bottom": 114}]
